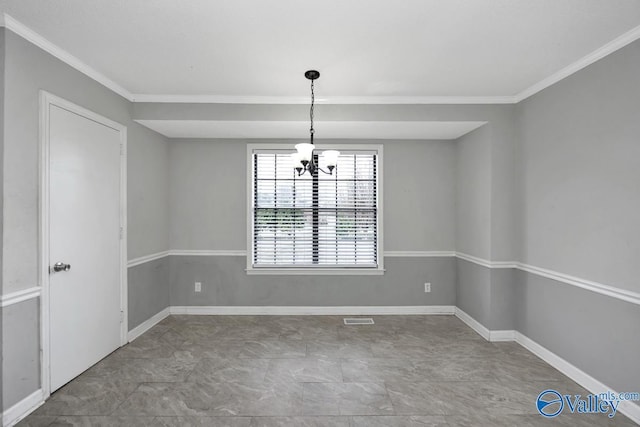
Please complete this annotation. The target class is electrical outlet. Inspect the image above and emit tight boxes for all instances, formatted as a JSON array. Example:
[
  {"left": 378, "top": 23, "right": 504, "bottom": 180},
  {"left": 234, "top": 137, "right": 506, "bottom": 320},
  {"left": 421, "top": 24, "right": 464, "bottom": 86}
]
[
  {"left": 424, "top": 282, "right": 431, "bottom": 293},
  {"left": 195, "top": 282, "right": 202, "bottom": 292}
]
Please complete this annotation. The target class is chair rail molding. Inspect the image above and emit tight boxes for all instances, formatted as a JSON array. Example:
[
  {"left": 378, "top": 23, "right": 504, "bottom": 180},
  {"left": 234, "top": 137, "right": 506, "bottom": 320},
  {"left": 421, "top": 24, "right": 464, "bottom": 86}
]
[
  {"left": 126, "top": 249, "right": 640, "bottom": 306},
  {"left": 0, "top": 287, "right": 41, "bottom": 307}
]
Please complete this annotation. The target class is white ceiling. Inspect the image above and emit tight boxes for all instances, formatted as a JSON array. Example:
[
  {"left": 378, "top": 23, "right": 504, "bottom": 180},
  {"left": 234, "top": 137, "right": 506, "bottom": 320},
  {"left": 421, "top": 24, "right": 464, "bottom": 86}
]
[
  {"left": 135, "top": 120, "right": 487, "bottom": 140},
  {"left": 2, "top": 0, "right": 640, "bottom": 102}
]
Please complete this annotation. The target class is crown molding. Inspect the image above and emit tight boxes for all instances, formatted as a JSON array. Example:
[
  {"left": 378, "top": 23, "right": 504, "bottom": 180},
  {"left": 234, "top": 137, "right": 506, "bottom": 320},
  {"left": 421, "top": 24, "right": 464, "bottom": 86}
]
[
  {"left": 1, "top": 13, "right": 134, "bottom": 101},
  {"left": 130, "top": 94, "right": 517, "bottom": 105},
  {"left": 514, "top": 23, "right": 640, "bottom": 102}
]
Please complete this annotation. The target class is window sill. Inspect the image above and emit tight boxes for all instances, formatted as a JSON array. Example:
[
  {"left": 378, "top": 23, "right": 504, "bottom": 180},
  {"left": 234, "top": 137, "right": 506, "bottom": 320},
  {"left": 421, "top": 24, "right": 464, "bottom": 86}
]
[{"left": 246, "top": 268, "right": 385, "bottom": 276}]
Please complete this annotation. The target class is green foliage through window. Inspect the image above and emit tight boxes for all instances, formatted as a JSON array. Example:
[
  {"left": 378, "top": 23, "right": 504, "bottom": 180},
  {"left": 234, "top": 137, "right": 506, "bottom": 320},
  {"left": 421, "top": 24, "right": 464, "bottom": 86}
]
[{"left": 255, "top": 208, "right": 306, "bottom": 232}]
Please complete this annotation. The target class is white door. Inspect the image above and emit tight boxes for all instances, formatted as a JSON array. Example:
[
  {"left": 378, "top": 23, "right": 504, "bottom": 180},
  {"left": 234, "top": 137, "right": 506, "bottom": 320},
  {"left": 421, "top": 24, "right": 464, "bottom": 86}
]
[{"left": 48, "top": 103, "right": 124, "bottom": 392}]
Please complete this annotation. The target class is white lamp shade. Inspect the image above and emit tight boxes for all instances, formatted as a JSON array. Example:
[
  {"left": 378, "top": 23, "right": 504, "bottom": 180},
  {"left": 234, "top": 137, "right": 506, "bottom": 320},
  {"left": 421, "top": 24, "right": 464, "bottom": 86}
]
[
  {"left": 291, "top": 152, "right": 303, "bottom": 167},
  {"left": 295, "top": 143, "right": 315, "bottom": 162},
  {"left": 322, "top": 150, "right": 340, "bottom": 167}
]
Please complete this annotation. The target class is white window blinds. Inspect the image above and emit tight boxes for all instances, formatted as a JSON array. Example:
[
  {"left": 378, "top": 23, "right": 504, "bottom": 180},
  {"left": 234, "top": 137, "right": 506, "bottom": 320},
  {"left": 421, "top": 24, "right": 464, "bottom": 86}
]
[{"left": 252, "top": 150, "right": 378, "bottom": 268}]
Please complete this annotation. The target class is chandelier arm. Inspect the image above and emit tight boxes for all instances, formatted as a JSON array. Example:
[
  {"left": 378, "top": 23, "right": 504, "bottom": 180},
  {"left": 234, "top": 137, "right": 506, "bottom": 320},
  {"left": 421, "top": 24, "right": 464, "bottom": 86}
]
[
  {"left": 309, "top": 154, "right": 333, "bottom": 175},
  {"left": 315, "top": 166, "right": 334, "bottom": 175}
]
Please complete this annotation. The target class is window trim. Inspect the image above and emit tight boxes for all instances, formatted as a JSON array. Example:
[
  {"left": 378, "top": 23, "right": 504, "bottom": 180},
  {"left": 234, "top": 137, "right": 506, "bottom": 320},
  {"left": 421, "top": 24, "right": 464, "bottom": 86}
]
[{"left": 246, "top": 143, "right": 384, "bottom": 275}]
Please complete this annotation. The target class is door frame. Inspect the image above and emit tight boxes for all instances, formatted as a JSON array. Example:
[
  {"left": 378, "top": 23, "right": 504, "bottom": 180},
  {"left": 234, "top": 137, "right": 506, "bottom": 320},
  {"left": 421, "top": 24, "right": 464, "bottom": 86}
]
[{"left": 39, "top": 91, "right": 128, "bottom": 398}]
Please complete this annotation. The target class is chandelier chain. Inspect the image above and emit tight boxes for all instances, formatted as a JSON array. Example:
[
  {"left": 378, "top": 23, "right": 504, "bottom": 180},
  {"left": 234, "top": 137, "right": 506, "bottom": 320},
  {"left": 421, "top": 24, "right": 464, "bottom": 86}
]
[{"left": 310, "top": 79, "right": 315, "bottom": 142}]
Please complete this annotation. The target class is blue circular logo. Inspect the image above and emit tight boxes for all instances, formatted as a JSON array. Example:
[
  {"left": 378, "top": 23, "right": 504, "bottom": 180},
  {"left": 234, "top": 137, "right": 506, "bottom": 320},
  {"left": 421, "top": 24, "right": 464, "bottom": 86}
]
[{"left": 537, "top": 389, "right": 564, "bottom": 418}]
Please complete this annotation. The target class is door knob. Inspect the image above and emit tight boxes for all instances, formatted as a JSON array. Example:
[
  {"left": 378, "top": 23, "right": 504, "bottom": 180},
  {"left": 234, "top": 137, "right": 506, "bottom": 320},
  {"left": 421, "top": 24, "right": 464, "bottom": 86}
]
[{"left": 51, "top": 262, "right": 71, "bottom": 273}]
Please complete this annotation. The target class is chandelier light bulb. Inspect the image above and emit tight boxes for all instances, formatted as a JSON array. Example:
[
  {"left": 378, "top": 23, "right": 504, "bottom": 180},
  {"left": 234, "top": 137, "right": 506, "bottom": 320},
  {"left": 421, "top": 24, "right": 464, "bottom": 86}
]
[
  {"left": 295, "top": 143, "right": 314, "bottom": 162},
  {"left": 322, "top": 150, "right": 340, "bottom": 168},
  {"left": 291, "top": 151, "right": 303, "bottom": 166}
]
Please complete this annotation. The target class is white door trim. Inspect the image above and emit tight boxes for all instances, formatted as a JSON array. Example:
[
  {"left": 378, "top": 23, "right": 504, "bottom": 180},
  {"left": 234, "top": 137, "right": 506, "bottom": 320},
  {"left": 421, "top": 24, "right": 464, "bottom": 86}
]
[{"left": 39, "top": 91, "right": 128, "bottom": 399}]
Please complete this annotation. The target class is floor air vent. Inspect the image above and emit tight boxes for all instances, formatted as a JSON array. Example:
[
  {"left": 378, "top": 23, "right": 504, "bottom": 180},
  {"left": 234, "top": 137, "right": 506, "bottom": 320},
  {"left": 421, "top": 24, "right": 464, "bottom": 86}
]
[{"left": 343, "top": 318, "right": 375, "bottom": 325}]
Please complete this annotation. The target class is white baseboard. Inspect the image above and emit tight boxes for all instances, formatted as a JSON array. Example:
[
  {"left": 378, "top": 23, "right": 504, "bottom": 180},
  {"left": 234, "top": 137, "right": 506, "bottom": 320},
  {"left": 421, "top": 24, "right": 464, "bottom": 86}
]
[
  {"left": 127, "top": 307, "right": 170, "bottom": 342},
  {"left": 2, "top": 389, "right": 44, "bottom": 427},
  {"left": 515, "top": 332, "right": 640, "bottom": 424},
  {"left": 455, "top": 308, "right": 639, "bottom": 425},
  {"left": 169, "top": 305, "right": 455, "bottom": 316},
  {"left": 454, "top": 307, "right": 491, "bottom": 340}
]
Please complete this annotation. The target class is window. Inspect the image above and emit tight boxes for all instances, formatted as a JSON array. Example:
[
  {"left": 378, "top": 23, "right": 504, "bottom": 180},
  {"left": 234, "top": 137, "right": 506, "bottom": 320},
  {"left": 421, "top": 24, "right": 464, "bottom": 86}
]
[{"left": 247, "top": 144, "right": 383, "bottom": 274}]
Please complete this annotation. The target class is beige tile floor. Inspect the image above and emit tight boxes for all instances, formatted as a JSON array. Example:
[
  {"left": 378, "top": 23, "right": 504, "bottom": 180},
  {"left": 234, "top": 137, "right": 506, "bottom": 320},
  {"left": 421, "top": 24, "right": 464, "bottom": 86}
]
[{"left": 18, "top": 315, "right": 637, "bottom": 426}]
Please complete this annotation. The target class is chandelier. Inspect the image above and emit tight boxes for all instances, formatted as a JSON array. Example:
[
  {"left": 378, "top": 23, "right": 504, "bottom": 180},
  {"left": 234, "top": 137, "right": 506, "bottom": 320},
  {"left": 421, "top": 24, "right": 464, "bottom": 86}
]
[{"left": 292, "top": 70, "right": 339, "bottom": 176}]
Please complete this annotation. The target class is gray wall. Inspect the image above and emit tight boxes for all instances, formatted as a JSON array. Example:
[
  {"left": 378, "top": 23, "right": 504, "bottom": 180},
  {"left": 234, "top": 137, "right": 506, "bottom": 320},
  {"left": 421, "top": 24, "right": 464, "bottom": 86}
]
[
  {"left": 384, "top": 140, "right": 456, "bottom": 251},
  {"left": 456, "top": 259, "right": 491, "bottom": 325},
  {"left": 2, "top": 298, "right": 39, "bottom": 409},
  {"left": 168, "top": 138, "right": 457, "bottom": 306},
  {"left": 2, "top": 29, "right": 170, "bottom": 295},
  {"left": 454, "top": 113, "right": 517, "bottom": 263},
  {"left": 489, "top": 112, "right": 518, "bottom": 262},
  {"left": 454, "top": 126, "right": 499, "bottom": 330},
  {"left": 455, "top": 126, "right": 492, "bottom": 260},
  {"left": 515, "top": 40, "right": 640, "bottom": 294},
  {"left": 500, "top": 38, "right": 640, "bottom": 396},
  {"left": 128, "top": 257, "right": 170, "bottom": 330},
  {"left": 0, "top": 27, "right": 5, "bottom": 412},
  {"left": 170, "top": 256, "right": 455, "bottom": 307},
  {"left": 0, "top": 305, "right": 3, "bottom": 411},
  {"left": 488, "top": 267, "right": 517, "bottom": 330},
  {"left": 138, "top": 101, "right": 517, "bottom": 267},
  {"left": 170, "top": 138, "right": 457, "bottom": 252},
  {"left": 514, "top": 270, "right": 640, "bottom": 394},
  {"left": 455, "top": 38, "right": 640, "bottom": 396},
  {"left": 1, "top": 28, "right": 170, "bottom": 409},
  {"left": 458, "top": 261, "right": 639, "bottom": 394},
  {"left": 128, "top": 126, "right": 170, "bottom": 260},
  {"left": 456, "top": 260, "right": 517, "bottom": 331}
]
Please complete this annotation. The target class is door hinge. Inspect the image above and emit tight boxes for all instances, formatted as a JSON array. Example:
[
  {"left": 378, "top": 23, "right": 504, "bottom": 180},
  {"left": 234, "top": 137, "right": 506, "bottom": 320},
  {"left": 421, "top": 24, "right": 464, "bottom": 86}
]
[
  {"left": 120, "top": 310, "right": 124, "bottom": 323},
  {"left": 120, "top": 143, "right": 124, "bottom": 155},
  {"left": 119, "top": 227, "right": 124, "bottom": 240}
]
